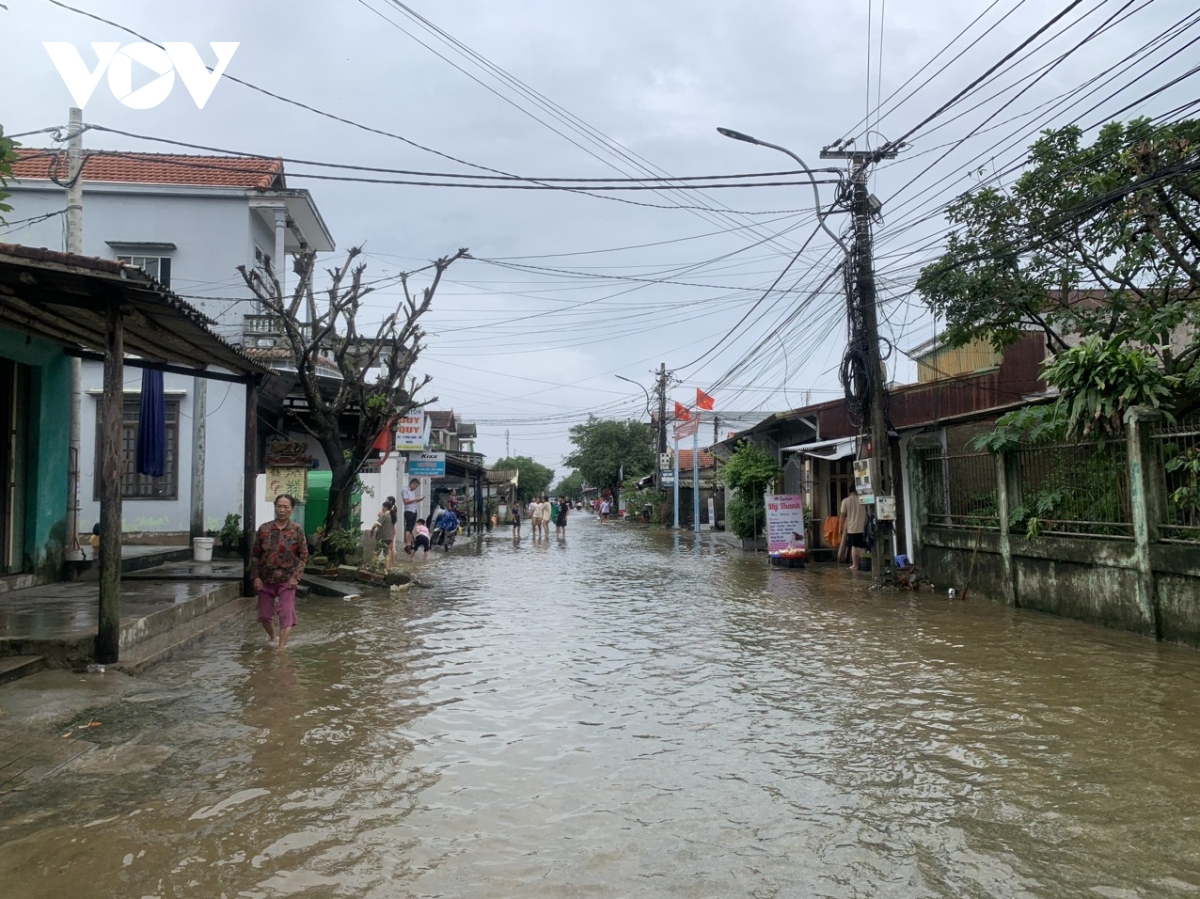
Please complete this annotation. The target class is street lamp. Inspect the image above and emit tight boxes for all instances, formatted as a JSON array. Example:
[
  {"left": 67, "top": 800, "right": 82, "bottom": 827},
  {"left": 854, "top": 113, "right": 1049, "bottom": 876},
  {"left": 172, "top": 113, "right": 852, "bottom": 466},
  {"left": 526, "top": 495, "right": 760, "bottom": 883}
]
[
  {"left": 721, "top": 126, "right": 892, "bottom": 584},
  {"left": 716, "top": 127, "right": 848, "bottom": 253},
  {"left": 616, "top": 374, "right": 656, "bottom": 503},
  {"left": 615, "top": 374, "right": 651, "bottom": 421}
]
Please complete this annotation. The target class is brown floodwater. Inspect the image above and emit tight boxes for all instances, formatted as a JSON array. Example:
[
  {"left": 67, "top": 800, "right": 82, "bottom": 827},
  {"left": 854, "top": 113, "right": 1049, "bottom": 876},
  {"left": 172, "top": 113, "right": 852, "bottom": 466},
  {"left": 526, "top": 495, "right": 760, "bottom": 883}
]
[{"left": 1, "top": 515, "right": 1199, "bottom": 898}]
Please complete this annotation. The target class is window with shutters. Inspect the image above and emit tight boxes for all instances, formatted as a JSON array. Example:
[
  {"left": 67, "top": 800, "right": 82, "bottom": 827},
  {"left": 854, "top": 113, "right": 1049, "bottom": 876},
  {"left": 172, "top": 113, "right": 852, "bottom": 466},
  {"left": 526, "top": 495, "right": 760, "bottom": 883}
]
[{"left": 93, "top": 397, "right": 180, "bottom": 500}]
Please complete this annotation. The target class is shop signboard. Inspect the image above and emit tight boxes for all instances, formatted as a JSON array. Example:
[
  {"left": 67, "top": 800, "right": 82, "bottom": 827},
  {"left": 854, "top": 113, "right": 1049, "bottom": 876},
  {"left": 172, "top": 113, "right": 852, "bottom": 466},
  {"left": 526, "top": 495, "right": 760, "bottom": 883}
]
[
  {"left": 764, "top": 493, "right": 805, "bottom": 553},
  {"left": 407, "top": 451, "right": 446, "bottom": 477},
  {"left": 394, "top": 411, "right": 428, "bottom": 451}
]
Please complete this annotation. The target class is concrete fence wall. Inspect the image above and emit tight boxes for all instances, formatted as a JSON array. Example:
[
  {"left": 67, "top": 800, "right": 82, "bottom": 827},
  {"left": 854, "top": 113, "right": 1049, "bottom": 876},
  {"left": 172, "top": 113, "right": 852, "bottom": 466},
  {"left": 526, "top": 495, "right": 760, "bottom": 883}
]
[{"left": 910, "top": 408, "right": 1200, "bottom": 647}]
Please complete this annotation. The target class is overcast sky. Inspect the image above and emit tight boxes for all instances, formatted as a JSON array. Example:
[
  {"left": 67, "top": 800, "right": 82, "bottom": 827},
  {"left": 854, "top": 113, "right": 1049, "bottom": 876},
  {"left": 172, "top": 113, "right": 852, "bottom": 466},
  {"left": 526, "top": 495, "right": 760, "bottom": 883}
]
[{"left": 2, "top": 0, "right": 1196, "bottom": 479}]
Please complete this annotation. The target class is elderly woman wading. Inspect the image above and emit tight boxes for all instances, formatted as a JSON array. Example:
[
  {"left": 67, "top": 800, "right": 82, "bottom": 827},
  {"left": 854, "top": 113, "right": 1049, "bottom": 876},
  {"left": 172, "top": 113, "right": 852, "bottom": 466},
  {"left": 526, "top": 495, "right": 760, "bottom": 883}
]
[{"left": 251, "top": 493, "right": 309, "bottom": 650}]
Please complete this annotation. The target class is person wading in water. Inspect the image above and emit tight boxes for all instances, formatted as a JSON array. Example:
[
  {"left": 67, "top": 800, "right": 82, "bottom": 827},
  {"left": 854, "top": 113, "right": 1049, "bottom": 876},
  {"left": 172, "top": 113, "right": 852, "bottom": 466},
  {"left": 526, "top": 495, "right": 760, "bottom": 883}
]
[{"left": 251, "top": 494, "right": 309, "bottom": 650}]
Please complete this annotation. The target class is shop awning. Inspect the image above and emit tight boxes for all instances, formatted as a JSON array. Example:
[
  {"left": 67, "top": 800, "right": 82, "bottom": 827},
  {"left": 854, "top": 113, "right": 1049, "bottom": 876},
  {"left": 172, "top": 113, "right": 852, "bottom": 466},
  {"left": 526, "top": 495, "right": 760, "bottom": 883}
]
[{"left": 783, "top": 436, "right": 858, "bottom": 460}]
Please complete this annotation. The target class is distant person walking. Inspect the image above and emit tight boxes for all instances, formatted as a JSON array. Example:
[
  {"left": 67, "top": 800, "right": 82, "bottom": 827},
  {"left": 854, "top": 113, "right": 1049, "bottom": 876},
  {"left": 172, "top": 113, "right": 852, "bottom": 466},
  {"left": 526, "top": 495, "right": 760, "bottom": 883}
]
[
  {"left": 511, "top": 499, "right": 521, "bottom": 537},
  {"left": 839, "top": 486, "right": 868, "bottom": 571},
  {"left": 600, "top": 497, "right": 611, "bottom": 521},
  {"left": 539, "top": 495, "right": 554, "bottom": 534},
  {"left": 402, "top": 478, "right": 423, "bottom": 552},
  {"left": 251, "top": 494, "right": 308, "bottom": 650},
  {"left": 556, "top": 496, "right": 569, "bottom": 537}
]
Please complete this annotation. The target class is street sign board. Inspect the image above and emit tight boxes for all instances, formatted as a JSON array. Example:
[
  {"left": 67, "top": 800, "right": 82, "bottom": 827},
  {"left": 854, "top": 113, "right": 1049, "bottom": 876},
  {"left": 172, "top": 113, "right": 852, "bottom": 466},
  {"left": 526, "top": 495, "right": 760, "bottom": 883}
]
[
  {"left": 660, "top": 469, "right": 675, "bottom": 487},
  {"left": 407, "top": 451, "right": 445, "bottom": 477}
]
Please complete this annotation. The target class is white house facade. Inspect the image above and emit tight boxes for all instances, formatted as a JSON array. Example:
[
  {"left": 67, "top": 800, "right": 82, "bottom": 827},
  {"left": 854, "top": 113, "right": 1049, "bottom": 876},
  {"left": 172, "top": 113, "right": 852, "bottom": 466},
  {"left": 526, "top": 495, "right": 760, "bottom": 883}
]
[{"left": 5, "top": 150, "right": 335, "bottom": 541}]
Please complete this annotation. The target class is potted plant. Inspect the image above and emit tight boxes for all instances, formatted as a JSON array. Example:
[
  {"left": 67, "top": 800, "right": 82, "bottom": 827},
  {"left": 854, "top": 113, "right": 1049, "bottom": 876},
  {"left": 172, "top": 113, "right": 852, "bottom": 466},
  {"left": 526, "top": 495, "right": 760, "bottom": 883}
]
[
  {"left": 325, "top": 526, "right": 362, "bottom": 569},
  {"left": 218, "top": 513, "right": 242, "bottom": 550}
]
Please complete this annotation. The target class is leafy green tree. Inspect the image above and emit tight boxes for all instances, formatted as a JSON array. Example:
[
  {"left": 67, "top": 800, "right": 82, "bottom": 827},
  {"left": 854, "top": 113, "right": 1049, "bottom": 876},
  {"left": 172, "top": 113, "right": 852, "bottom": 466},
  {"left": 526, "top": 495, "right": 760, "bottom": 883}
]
[
  {"left": 554, "top": 470, "right": 583, "bottom": 499},
  {"left": 717, "top": 441, "right": 781, "bottom": 539},
  {"left": 493, "top": 455, "right": 555, "bottom": 502},
  {"left": 918, "top": 119, "right": 1200, "bottom": 433},
  {"left": 0, "top": 125, "right": 19, "bottom": 222},
  {"left": 564, "top": 416, "right": 654, "bottom": 493}
]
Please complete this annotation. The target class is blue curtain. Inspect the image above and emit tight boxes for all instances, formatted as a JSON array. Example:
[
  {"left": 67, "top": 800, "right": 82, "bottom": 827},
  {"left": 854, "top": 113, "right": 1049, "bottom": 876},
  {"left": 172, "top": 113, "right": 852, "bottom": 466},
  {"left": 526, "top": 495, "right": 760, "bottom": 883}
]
[{"left": 136, "top": 368, "right": 166, "bottom": 477}]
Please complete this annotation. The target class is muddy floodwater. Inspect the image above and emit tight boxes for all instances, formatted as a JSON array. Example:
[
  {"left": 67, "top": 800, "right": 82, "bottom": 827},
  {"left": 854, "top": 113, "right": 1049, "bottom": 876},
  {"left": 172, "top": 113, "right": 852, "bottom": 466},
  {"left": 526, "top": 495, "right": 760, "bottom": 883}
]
[{"left": 2, "top": 516, "right": 1199, "bottom": 897}]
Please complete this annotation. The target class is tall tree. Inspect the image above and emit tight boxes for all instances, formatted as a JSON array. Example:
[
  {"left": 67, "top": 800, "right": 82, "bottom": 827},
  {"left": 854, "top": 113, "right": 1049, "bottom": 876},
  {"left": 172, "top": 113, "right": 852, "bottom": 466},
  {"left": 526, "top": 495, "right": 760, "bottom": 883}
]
[
  {"left": 492, "top": 455, "right": 555, "bottom": 502},
  {"left": 240, "top": 246, "right": 466, "bottom": 535},
  {"left": 554, "top": 470, "right": 583, "bottom": 499},
  {"left": 564, "top": 416, "right": 654, "bottom": 493},
  {"left": 917, "top": 119, "right": 1200, "bottom": 433},
  {"left": 0, "top": 125, "right": 18, "bottom": 222},
  {"left": 717, "top": 440, "right": 781, "bottom": 539}
]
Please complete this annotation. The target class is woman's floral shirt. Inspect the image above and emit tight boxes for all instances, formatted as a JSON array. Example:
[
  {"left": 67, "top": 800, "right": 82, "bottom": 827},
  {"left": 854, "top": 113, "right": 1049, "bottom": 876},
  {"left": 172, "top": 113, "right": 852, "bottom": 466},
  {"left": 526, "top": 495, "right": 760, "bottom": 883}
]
[{"left": 250, "top": 520, "right": 308, "bottom": 584}]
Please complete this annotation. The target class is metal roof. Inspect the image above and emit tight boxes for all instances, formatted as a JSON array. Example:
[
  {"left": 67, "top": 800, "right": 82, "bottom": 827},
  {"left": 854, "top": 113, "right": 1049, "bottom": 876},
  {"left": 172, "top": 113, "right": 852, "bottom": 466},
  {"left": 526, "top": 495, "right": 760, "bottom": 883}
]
[{"left": 0, "top": 243, "right": 268, "bottom": 377}]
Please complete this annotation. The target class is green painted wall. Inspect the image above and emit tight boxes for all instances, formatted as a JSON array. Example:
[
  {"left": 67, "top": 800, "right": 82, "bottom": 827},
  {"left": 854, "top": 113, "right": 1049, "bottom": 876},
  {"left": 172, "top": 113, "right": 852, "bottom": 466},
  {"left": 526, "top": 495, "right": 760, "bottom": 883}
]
[{"left": 0, "top": 327, "right": 71, "bottom": 576}]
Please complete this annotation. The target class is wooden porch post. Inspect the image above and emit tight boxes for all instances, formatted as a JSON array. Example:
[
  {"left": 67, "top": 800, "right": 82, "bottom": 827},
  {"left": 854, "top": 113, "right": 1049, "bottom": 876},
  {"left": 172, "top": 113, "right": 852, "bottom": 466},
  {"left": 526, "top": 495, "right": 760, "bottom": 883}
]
[
  {"left": 96, "top": 299, "right": 123, "bottom": 664},
  {"left": 242, "top": 377, "right": 258, "bottom": 597}
]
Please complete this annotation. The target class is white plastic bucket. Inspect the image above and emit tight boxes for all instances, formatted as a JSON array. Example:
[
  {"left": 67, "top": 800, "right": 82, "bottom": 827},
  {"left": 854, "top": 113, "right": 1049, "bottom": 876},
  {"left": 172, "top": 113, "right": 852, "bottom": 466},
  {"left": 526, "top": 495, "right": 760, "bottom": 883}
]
[{"left": 192, "top": 537, "right": 214, "bottom": 562}]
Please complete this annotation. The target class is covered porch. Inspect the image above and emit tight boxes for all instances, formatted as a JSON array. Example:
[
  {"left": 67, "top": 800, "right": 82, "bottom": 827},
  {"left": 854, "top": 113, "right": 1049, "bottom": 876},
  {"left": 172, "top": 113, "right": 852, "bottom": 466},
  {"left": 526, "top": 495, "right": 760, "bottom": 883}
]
[{"left": 0, "top": 244, "right": 269, "bottom": 663}]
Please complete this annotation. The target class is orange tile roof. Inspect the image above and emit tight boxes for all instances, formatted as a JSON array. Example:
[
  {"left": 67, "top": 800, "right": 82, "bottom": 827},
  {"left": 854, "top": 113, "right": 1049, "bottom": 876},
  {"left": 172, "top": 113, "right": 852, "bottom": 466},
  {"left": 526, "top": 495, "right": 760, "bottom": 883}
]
[
  {"left": 676, "top": 449, "right": 715, "bottom": 469},
  {"left": 11, "top": 148, "right": 285, "bottom": 190}
]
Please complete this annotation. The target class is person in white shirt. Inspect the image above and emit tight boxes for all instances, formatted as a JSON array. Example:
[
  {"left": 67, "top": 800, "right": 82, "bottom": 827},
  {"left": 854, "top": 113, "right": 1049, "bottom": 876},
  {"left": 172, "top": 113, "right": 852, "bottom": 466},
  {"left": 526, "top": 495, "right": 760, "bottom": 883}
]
[{"left": 401, "top": 478, "right": 423, "bottom": 552}]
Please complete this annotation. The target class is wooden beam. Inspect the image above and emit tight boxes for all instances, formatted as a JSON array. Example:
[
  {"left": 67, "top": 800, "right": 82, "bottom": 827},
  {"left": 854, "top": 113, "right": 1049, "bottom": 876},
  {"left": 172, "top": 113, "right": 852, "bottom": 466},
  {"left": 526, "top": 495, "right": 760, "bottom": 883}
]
[
  {"left": 64, "top": 349, "right": 253, "bottom": 385},
  {"left": 243, "top": 377, "right": 259, "bottom": 597},
  {"left": 96, "top": 299, "right": 124, "bottom": 664}
]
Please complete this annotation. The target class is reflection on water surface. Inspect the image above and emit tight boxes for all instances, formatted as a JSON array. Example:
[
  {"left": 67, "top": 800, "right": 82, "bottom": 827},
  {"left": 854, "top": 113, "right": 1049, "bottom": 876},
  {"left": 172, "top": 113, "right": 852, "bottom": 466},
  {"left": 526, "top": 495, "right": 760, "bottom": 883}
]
[{"left": 2, "top": 518, "right": 1198, "bottom": 897}]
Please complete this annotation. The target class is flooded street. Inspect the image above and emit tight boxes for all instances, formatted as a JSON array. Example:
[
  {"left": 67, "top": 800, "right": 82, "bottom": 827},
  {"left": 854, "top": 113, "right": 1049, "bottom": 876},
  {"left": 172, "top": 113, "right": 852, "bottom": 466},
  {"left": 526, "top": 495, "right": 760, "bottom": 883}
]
[{"left": 2, "top": 515, "right": 1200, "bottom": 898}]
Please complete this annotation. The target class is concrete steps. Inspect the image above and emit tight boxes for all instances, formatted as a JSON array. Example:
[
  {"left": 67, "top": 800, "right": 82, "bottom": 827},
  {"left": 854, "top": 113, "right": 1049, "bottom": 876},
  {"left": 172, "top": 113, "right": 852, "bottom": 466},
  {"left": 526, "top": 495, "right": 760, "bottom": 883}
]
[
  {"left": 0, "top": 655, "right": 47, "bottom": 686},
  {"left": 114, "top": 594, "right": 253, "bottom": 675}
]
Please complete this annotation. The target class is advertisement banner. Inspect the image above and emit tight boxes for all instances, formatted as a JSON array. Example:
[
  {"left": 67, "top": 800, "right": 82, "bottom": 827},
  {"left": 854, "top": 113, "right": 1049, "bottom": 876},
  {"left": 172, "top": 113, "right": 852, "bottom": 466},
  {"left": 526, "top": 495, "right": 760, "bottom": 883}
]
[
  {"left": 764, "top": 493, "right": 805, "bottom": 553},
  {"left": 394, "top": 411, "right": 428, "bottom": 451},
  {"left": 407, "top": 451, "right": 446, "bottom": 477},
  {"left": 673, "top": 419, "right": 699, "bottom": 440}
]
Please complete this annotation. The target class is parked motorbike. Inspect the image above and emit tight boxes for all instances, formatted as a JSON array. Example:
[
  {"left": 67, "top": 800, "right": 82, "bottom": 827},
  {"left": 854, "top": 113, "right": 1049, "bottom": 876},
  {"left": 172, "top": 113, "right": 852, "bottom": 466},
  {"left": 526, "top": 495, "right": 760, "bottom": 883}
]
[{"left": 431, "top": 509, "right": 459, "bottom": 551}]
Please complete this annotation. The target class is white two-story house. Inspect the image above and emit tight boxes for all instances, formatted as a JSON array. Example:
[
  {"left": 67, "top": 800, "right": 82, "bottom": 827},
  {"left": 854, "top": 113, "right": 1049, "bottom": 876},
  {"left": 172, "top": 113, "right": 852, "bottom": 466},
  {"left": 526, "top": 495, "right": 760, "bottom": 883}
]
[{"left": 5, "top": 149, "right": 335, "bottom": 542}]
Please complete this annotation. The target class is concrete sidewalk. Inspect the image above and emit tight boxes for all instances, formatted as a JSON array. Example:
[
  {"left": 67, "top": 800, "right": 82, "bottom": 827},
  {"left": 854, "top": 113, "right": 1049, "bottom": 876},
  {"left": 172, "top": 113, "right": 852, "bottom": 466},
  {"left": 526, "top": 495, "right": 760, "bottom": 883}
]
[{"left": 0, "top": 553, "right": 250, "bottom": 673}]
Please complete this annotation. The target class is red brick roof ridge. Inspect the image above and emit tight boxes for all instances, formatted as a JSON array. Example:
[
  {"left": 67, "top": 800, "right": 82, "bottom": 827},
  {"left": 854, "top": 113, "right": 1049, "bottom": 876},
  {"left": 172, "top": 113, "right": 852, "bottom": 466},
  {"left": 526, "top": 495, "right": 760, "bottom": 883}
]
[{"left": 11, "top": 147, "right": 285, "bottom": 190}]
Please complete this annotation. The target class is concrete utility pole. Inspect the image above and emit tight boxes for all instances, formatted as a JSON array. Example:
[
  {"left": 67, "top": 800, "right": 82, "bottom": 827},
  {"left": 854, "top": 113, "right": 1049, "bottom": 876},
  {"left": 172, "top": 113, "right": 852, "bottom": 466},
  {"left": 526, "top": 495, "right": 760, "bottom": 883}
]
[
  {"left": 190, "top": 379, "right": 207, "bottom": 539},
  {"left": 657, "top": 363, "right": 667, "bottom": 490},
  {"left": 64, "top": 107, "right": 84, "bottom": 562},
  {"left": 821, "top": 144, "right": 898, "bottom": 585}
]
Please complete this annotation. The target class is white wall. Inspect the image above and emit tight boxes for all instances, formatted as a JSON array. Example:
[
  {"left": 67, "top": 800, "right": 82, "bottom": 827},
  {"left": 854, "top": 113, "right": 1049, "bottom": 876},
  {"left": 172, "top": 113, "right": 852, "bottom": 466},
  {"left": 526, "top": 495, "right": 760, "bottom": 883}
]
[
  {"left": 7, "top": 181, "right": 259, "bottom": 338},
  {"left": 8, "top": 181, "right": 263, "bottom": 536},
  {"left": 78, "top": 363, "right": 247, "bottom": 535}
]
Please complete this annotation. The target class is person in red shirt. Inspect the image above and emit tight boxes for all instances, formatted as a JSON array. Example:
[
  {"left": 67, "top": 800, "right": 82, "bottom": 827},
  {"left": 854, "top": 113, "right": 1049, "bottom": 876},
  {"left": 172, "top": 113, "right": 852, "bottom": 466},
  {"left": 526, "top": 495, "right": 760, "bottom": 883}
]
[{"left": 251, "top": 494, "right": 309, "bottom": 650}]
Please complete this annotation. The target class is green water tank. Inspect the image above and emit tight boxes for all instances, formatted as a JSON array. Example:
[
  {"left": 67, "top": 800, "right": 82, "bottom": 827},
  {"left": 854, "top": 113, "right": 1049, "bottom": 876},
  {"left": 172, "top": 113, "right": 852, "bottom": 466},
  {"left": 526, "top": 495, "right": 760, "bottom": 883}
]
[{"left": 302, "top": 471, "right": 362, "bottom": 535}]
